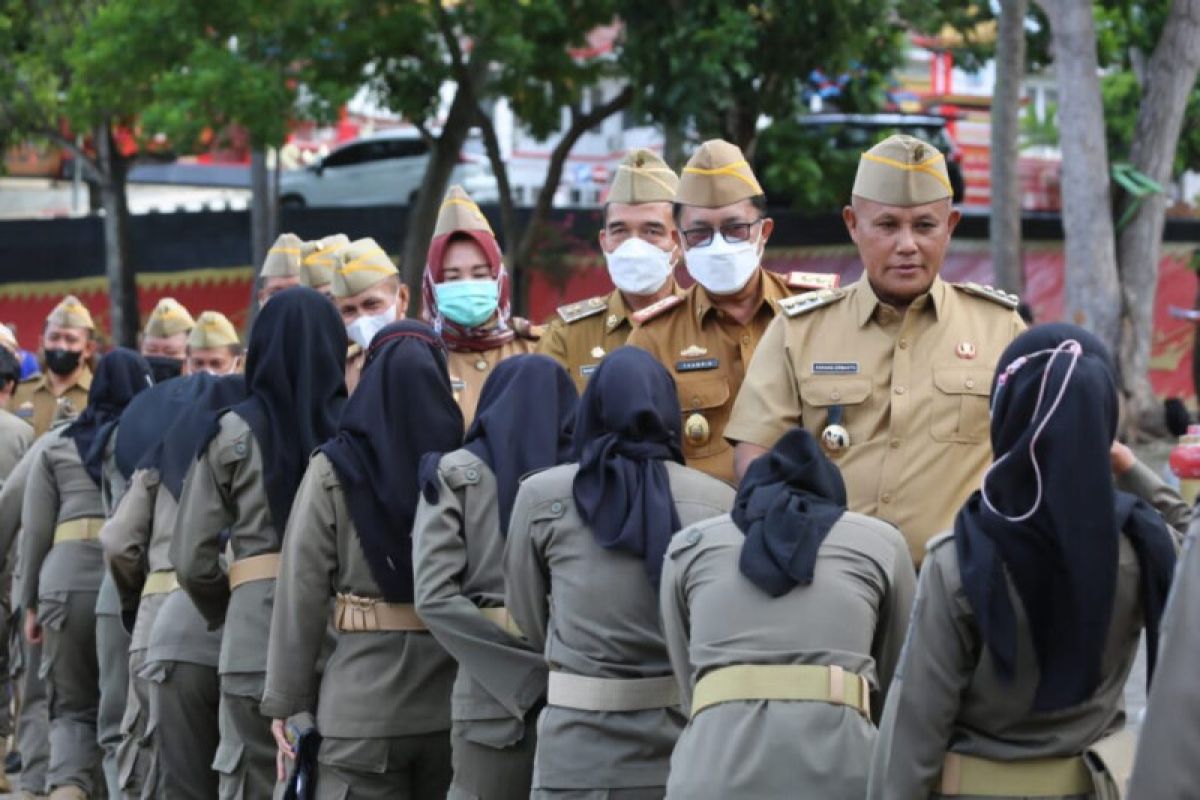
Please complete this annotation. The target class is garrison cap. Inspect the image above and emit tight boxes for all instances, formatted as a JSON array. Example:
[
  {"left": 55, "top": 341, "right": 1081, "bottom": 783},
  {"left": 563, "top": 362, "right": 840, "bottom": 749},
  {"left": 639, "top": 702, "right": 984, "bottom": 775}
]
[
  {"left": 608, "top": 148, "right": 679, "bottom": 204},
  {"left": 143, "top": 297, "right": 195, "bottom": 338},
  {"left": 0, "top": 323, "right": 17, "bottom": 353},
  {"left": 676, "top": 139, "right": 764, "bottom": 208},
  {"left": 433, "top": 185, "right": 493, "bottom": 239},
  {"left": 47, "top": 295, "right": 95, "bottom": 331},
  {"left": 299, "top": 234, "right": 351, "bottom": 288},
  {"left": 332, "top": 238, "right": 399, "bottom": 298},
  {"left": 187, "top": 311, "right": 240, "bottom": 349},
  {"left": 852, "top": 134, "right": 953, "bottom": 207},
  {"left": 260, "top": 232, "right": 305, "bottom": 278}
]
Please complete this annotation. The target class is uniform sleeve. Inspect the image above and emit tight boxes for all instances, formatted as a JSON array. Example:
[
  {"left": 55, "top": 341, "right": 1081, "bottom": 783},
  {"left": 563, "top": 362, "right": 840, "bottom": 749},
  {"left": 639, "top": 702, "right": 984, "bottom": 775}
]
[
  {"left": 413, "top": 468, "right": 546, "bottom": 719},
  {"left": 536, "top": 318, "right": 570, "bottom": 368},
  {"left": 504, "top": 483, "right": 552, "bottom": 653},
  {"left": 100, "top": 433, "right": 128, "bottom": 516},
  {"left": 172, "top": 437, "right": 236, "bottom": 629},
  {"left": 871, "top": 532, "right": 918, "bottom": 706},
  {"left": 18, "top": 441, "right": 60, "bottom": 610},
  {"left": 724, "top": 315, "right": 801, "bottom": 449},
  {"left": 867, "top": 547, "right": 975, "bottom": 800},
  {"left": 261, "top": 457, "right": 338, "bottom": 719},
  {"left": 659, "top": 542, "right": 695, "bottom": 717},
  {"left": 1117, "top": 459, "right": 1192, "bottom": 543},
  {"left": 0, "top": 422, "right": 32, "bottom": 485},
  {"left": 0, "top": 443, "right": 36, "bottom": 601},
  {"left": 100, "top": 468, "right": 158, "bottom": 616}
]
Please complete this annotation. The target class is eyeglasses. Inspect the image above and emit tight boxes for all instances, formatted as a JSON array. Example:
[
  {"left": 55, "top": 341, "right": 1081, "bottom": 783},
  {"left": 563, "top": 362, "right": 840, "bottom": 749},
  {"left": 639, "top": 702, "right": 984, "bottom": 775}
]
[{"left": 681, "top": 218, "right": 764, "bottom": 248}]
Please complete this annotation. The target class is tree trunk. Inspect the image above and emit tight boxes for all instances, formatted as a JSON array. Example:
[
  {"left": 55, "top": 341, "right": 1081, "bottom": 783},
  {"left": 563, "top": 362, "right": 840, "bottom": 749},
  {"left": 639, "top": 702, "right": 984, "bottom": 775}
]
[
  {"left": 990, "top": 0, "right": 1028, "bottom": 295},
  {"left": 1117, "top": 0, "right": 1200, "bottom": 432},
  {"left": 475, "top": 103, "right": 522, "bottom": 310},
  {"left": 1037, "top": 0, "right": 1122, "bottom": 349},
  {"left": 663, "top": 123, "right": 686, "bottom": 171},
  {"left": 96, "top": 124, "right": 138, "bottom": 347}
]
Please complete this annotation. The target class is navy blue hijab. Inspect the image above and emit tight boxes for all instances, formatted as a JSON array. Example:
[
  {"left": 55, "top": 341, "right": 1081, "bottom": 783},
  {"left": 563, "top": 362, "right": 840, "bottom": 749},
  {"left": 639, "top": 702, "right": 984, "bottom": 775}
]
[
  {"left": 572, "top": 346, "right": 684, "bottom": 587},
  {"left": 321, "top": 321, "right": 463, "bottom": 603},
  {"left": 955, "top": 323, "right": 1176, "bottom": 712},
  {"left": 65, "top": 348, "right": 153, "bottom": 487},
  {"left": 734, "top": 427, "right": 847, "bottom": 596}
]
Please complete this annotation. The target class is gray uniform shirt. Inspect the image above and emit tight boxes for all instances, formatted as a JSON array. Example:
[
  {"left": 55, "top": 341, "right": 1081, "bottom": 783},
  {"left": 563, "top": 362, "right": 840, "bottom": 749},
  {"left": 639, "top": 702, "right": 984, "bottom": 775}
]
[
  {"left": 660, "top": 512, "right": 916, "bottom": 799},
  {"left": 413, "top": 450, "right": 547, "bottom": 748},
  {"left": 0, "top": 408, "right": 33, "bottom": 485},
  {"left": 504, "top": 461, "right": 735, "bottom": 792},
  {"left": 260, "top": 452, "right": 456, "bottom": 739}
]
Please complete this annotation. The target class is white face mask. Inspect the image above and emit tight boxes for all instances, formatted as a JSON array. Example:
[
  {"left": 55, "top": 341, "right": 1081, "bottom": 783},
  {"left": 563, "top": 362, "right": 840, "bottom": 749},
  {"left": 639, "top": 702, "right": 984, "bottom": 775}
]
[
  {"left": 684, "top": 232, "right": 762, "bottom": 295},
  {"left": 604, "top": 237, "right": 675, "bottom": 296},
  {"left": 346, "top": 303, "right": 396, "bottom": 350}
]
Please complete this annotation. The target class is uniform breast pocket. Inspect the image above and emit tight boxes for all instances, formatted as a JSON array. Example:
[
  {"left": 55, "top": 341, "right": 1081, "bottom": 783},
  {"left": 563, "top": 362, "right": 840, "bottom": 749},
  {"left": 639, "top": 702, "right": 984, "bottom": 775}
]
[
  {"left": 675, "top": 374, "right": 731, "bottom": 459},
  {"left": 931, "top": 366, "right": 994, "bottom": 443},
  {"left": 798, "top": 375, "right": 873, "bottom": 449}
]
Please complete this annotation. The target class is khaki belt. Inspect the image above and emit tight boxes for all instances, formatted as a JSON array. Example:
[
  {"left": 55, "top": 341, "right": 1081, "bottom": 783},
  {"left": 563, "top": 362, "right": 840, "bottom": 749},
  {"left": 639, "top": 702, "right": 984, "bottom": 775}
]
[
  {"left": 334, "top": 593, "right": 427, "bottom": 632},
  {"left": 547, "top": 671, "right": 679, "bottom": 712},
  {"left": 939, "top": 752, "right": 1094, "bottom": 797},
  {"left": 141, "top": 570, "right": 180, "bottom": 597},
  {"left": 53, "top": 517, "right": 104, "bottom": 544},
  {"left": 691, "top": 664, "right": 871, "bottom": 719},
  {"left": 479, "top": 606, "right": 523, "bottom": 637},
  {"left": 227, "top": 554, "right": 280, "bottom": 589}
]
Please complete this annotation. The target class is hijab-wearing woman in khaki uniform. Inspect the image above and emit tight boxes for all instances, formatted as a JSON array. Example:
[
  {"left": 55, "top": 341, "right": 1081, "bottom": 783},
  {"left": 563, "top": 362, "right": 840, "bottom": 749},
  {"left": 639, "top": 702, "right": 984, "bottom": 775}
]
[
  {"left": 263, "top": 320, "right": 464, "bottom": 798},
  {"left": 413, "top": 354, "right": 578, "bottom": 799},
  {"left": 868, "top": 324, "right": 1178, "bottom": 800}
]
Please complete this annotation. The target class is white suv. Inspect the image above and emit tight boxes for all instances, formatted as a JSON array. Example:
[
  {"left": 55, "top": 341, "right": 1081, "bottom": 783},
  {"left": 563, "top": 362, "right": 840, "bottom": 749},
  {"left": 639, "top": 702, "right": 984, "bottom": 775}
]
[{"left": 279, "top": 131, "right": 500, "bottom": 208}]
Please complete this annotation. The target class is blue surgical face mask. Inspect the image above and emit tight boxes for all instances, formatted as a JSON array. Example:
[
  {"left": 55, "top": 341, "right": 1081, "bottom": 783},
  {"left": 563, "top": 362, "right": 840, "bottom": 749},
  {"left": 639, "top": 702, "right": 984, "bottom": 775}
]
[{"left": 434, "top": 279, "right": 500, "bottom": 328}]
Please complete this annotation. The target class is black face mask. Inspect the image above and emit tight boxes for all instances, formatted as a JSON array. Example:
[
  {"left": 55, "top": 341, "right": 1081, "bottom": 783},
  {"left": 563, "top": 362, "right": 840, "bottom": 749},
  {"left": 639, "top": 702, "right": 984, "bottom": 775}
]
[
  {"left": 44, "top": 348, "right": 82, "bottom": 377},
  {"left": 145, "top": 355, "right": 183, "bottom": 384}
]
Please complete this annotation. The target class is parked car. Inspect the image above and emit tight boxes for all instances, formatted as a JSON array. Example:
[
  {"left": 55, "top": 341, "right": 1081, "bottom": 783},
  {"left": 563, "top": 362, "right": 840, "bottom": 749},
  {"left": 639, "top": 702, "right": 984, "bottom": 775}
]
[{"left": 279, "top": 130, "right": 500, "bottom": 208}]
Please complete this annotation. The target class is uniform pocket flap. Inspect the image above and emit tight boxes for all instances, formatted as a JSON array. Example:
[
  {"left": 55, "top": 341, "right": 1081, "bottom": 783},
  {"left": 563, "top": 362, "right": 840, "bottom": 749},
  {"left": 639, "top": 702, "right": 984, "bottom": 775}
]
[
  {"left": 211, "top": 739, "right": 244, "bottom": 774},
  {"left": 676, "top": 375, "right": 730, "bottom": 411},
  {"left": 799, "top": 376, "right": 872, "bottom": 407},
  {"left": 933, "top": 367, "right": 993, "bottom": 396}
]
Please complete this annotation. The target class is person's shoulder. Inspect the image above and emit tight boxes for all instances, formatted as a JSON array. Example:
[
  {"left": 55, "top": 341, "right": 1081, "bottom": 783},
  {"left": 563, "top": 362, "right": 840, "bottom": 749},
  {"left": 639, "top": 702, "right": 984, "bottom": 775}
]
[
  {"left": 629, "top": 291, "right": 687, "bottom": 329},
  {"left": 665, "top": 460, "right": 736, "bottom": 502},
  {"left": 949, "top": 281, "right": 1021, "bottom": 312},
  {"left": 831, "top": 511, "right": 911, "bottom": 570},
  {"left": 769, "top": 269, "right": 842, "bottom": 295},
  {"left": 555, "top": 295, "right": 611, "bottom": 326},
  {"left": 666, "top": 513, "right": 740, "bottom": 562},
  {"left": 517, "top": 462, "right": 578, "bottom": 498},
  {"left": 777, "top": 286, "right": 851, "bottom": 321},
  {"left": 437, "top": 447, "right": 490, "bottom": 487},
  {"left": 0, "top": 407, "right": 31, "bottom": 435}
]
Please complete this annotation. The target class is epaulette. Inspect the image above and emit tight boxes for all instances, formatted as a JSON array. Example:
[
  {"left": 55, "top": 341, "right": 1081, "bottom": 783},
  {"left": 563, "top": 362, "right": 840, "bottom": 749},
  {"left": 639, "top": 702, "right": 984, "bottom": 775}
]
[
  {"left": 924, "top": 530, "right": 955, "bottom": 554},
  {"left": 955, "top": 282, "right": 1020, "bottom": 310},
  {"left": 631, "top": 293, "right": 684, "bottom": 325},
  {"left": 667, "top": 526, "right": 705, "bottom": 558},
  {"left": 556, "top": 296, "right": 608, "bottom": 324},
  {"left": 787, "top": 271, "right": 841, "bottom": 292},
  {"left": 347, "top": 342, "right": 363, "bottom": 360},
  {"left": 777, "top": 288, "right": 846, "bottom": 318}
]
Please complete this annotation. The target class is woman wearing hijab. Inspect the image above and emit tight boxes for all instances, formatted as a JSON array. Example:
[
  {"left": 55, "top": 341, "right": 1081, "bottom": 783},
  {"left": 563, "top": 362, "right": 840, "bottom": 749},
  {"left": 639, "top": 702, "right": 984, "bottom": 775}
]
[
  {"left": 175, "top": 287, "right": 345, "bottom": 799},
  {"left": 18, "top": 348, "right": 151, "bottom": 800},
  {"left": 261, "top": 320, "right": 464, "bottom": 798},
  {"left": 867, "top": 324, "right": 1179, "bottom": 800},
  {"left": 413, "top": 354, "right": 578, "bottom": 800},
  {"left": 422, "top": 185, "right": 540, "bottom": 425},
  {"left": 504, "top": 346, "right": 734, "bottom": 799},
  {"left": 658, "top": 427, "right": 916, "bottom": 799}
]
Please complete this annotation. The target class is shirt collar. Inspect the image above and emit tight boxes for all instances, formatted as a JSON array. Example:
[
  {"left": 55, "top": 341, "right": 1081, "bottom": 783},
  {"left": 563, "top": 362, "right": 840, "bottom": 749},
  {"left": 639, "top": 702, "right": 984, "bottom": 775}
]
[
  {"left": 694, "top": 269, "right": 779, "bottom": 323},
  {"left": 854, "top": 275, "right": 946, "bottom": 327}
]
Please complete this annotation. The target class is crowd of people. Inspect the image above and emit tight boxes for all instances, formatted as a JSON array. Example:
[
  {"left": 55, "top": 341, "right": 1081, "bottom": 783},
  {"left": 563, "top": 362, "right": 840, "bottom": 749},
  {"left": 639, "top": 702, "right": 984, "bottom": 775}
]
[{"left": 0, "top": 134, "right": 1197, "bottom": 799}]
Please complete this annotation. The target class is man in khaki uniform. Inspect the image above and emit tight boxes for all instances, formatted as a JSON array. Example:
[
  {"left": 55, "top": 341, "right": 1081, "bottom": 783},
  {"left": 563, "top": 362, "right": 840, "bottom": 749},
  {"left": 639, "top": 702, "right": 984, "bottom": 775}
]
[
  {"left": 331, "top": 238, "right": 409, "bottom": 393},
  {"left": 257, "top": 233, "right": 305, "bottom": 306},
  {"left": 6, "top": 296, "right": 97, "bottom": 438},
  {"left": 186, "top": 311, "right": 243, "bottom": 376},
  {"left": 298, "top": 234, "right": 350, "bottom": 299},
  {"left": 627, "top": 140, "right": 836, "bottom": 485},
  {"left": 139, "top": 298, "right": 195, "bottom": 383},
  {"left": 726, "top": 135, "right": 1025, "bottom": 562},
  {"left": 538, "top": 149, "right": 684, "bottom": 393}
]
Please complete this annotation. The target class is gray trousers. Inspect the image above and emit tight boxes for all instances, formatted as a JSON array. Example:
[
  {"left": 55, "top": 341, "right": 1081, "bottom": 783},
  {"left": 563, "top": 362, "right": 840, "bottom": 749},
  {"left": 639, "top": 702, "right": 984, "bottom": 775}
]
[
  {"left": 217, "top": 686, "right": 277, "bottom": 800},
  {"left": 146, "top": 661, "right": 219, "bottom": 800},
  {"left": 116, "top": 650, "right": 150, "bottom": 799},
  {"left": 449, "top": 719, "right": 537, "bottom": 800},
  {"left": 40, "top": 590, "right": 102, "bottom": 795},
  {"left": 14, "top": 617, "right": 50, "bottom": 795},
  {"left": 314, "top": 732, "right": 452, "bottom": 800},
  {"left": 95, "top": 608, "right": 130, "bottom": 799}
]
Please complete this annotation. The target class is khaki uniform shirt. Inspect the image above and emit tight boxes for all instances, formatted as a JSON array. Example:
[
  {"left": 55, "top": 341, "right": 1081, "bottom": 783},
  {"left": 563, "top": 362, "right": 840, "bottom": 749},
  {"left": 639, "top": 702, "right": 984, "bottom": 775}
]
[
  {"left": 6, "top": 367, "right": 92, "bottom": 438},
  {"left": 504, "top": 462, "right": 735, "bottom": 792},
  {"left": 412, "top": 451, "right": 546, "bottom": 748},
  {"left": 627, "top": 269, "right": 802, "bottom": 485},
  {"left": 448, "top": 338, "right": 537, "bottom": 426},
  {"left": 726, "top": 277, "right": 1025, "bottom": 562},
  {"left": 261, "top": 452, "right": 455, "bottom": 739}
]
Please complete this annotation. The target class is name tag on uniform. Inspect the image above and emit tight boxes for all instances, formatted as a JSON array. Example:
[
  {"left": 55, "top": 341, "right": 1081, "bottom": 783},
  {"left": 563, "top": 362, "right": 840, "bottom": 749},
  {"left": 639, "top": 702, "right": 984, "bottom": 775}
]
[
  {"left": 451, "top": 379, "right": 466, "bottom": 392},
  {"left": 812, "top": 362, "right": 859, "bottom": 375},
  {"left": 676, "top": 358, "right": 720, "bottom": 372},
  {"left": 580, "top": 364, "right": 599, "bottom": 379}
]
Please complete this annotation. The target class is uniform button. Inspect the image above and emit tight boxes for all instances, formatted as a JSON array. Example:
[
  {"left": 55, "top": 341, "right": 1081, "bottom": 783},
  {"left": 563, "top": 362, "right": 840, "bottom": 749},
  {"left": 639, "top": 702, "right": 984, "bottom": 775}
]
[
  {"left": 234, "top": 441, "right": 247, "bottom": 456},
  {"left": 465, "top": 469, "right": 478, "bottom": 481},
  {"left": 550, "top": 501, "right": 564, "bottom": 514},
  {"left": 898, "top": 338, "right": 908, "bottom": 349},
  {"left": 894, "top": 386, "right": 906, "bottom": 395},
  {"left": 691, "top": 395, "right": 701, "bottom": 406},
  {"left": 741, "top": 335, "right": 751, "bottom": 346},
  {"left": 684, "top": 529, "right": 701, "bottom": 545},
  {"left": 965, "top": 378, "right": 976, "bottom": 389},
  {"left": 881, "top": 493, "right": 893, "bottom": 503},
  {"left": 830, "top": 391, "right": 841, "bottom": 401},
  {"left": 890, "top": 439, "right": 900, "bottom": 449}
]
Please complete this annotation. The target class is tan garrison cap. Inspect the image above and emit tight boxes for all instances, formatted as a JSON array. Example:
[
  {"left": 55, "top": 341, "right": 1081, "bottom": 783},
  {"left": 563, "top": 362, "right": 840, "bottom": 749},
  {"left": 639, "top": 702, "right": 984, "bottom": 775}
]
[
  {"left": 433, "top": 186, "right": 493, "bottom": 239},
  {"left": 852, "top": 134, "right": 953, "bottom": 206},
  {"left": 260, "top": 232, "right": 304, "bottom": 278},
  {"left": 143, "top": 297, "right": 195, "bottom": 338},
  {"left": 47, "top": 295, "right": 95, "bottom": 330},
  {"left": 332, "top": 238, "right": 399, "bottom": 298},
  {"left": 608, "top": 149, "right": 679, "bottom": 204},
  {"left": 0, "top": 323, "right": 17, "bottom": 353},
  {"left": 188, "top": 311, "right": 240, "bottom": 349},
  {"left": 299, "top": 234, "right": 351, "bottom": 288},
  {"left": 676, "top": 139, "right": 764, "bottom": 208}
]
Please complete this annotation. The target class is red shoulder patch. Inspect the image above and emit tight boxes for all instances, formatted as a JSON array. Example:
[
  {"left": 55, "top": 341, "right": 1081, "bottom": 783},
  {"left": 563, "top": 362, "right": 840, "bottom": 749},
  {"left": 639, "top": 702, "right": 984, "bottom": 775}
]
[
  {"left": 631, "top": 293, "right": 685, "bottom": 325},
  {"left": 787, "top": 271, "right": 840, "bottom": 291}
]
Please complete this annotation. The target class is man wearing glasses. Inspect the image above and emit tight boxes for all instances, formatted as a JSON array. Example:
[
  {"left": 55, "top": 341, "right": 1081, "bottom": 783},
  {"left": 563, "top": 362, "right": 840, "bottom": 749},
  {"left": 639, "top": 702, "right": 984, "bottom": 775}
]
[{"left": 627, "top": 139, "right": 833, "bottom": 484}]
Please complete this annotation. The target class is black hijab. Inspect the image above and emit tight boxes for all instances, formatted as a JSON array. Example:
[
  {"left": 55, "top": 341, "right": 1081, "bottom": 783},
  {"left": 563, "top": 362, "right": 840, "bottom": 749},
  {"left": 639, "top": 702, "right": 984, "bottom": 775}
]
[
  {"left": 65, "top": 348, "right": 153, "bottom": 487},
  {"left": 954, "top": 323, "right": 1176, "bottom": 712},
  {"left": 320, "top": 320, "right": 463, "bottom": 603},
  {"left": 572, "top": 346, "right": 685, "bottom": 587},
  {"left": 734, "top": 427, "right": 848, "bottom": 596},
  {"left": 208, "top": 287, "right": 346, "bottom": 531}
]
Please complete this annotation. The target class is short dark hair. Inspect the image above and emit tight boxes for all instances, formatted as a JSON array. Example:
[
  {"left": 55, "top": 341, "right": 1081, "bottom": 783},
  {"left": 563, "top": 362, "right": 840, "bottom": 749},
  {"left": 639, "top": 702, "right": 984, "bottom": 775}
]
[
  {"left": 0, "top": 348, "right": 20, "bottom": 395},
  {"left": 672, "top": 194, "right": 768, "bottom": 226}
]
